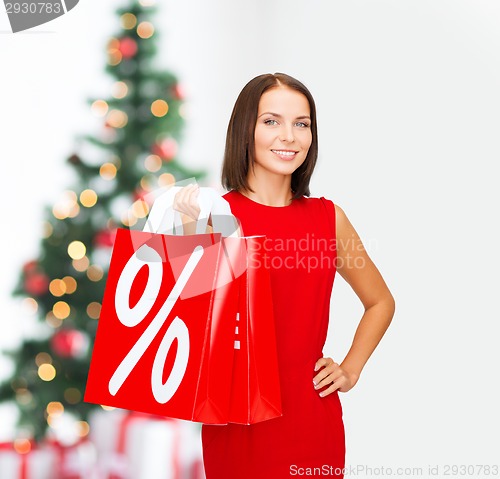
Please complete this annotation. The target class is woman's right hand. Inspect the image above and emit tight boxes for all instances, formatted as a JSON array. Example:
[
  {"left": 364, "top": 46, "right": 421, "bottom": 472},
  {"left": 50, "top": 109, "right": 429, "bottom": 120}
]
[
  {"left": 173, "top": 184, "right": 212, "bottom": 234},
  {"left": 173, "top": 184, "right": 201, "bottom": 220}
]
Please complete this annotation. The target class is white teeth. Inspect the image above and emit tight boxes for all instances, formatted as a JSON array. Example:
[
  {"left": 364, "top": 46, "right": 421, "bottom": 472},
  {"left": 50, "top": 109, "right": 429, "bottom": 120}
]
[{"left": 272, "top": 150, "right": 296, "bottom": 156}]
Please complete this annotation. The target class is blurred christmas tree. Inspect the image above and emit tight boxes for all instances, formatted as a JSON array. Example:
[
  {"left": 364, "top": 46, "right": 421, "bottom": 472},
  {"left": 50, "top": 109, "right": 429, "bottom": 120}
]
[{"left": 0, "top": 0, "right": 205, "bottom": 441}]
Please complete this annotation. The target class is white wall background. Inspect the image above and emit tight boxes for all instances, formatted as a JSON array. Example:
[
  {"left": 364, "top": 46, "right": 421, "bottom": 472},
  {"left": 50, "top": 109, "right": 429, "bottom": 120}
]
[{"left": 1, "top": 0, "right": 499, "bottom": 475}]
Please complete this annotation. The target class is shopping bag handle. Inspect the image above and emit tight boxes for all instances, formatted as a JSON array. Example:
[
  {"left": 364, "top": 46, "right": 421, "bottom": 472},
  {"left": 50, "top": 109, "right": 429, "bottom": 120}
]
[{"left": 143, "top": 186, "right": 239, "bottom": 237}]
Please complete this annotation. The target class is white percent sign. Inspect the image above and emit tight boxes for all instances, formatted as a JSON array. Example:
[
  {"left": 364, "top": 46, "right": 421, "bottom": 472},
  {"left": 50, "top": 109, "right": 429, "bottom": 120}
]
[{"left": 108, "top": 243, "right": 204, "bottom": 404}]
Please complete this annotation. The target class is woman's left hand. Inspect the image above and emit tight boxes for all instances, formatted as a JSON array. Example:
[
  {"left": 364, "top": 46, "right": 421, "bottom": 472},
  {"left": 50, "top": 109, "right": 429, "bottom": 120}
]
[{"left": 313, "top": 357, "right": 359, "bottom": 396}]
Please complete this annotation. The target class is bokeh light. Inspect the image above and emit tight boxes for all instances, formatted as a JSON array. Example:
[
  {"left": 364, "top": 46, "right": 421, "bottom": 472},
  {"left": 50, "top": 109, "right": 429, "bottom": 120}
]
[
  {"left": 158, "top": 173, "right": 176, "bottom": 187},
  {"left": 107, "top": 109, "right": 128, "bottom": 128},
  {"left": 14, "top": 439, "right": 31, "bottom": 455},
  {"left": 137, "top": 21, "right": 154, "bottom": 39},
  {"left": 16, "top": 389, "right": 33, "bottom": 406},
  {"left": 108, "top": 38, "right": 122, "bottom": 65},
  {"left": 22, "top": 297, "right": 38, "bottom": 314},
  {"left": 49, "top": 279, "right": 67, "bottom": 297},
  {"left": 100, "top": 163, "right": 117, "bottom": 180},
  {"left": 144, "top": 154, "right": 162, "bottom": 172},
  {"left": 46, "top": 401, "right": 64, "bottom": 418},
  {"left": 53, "top": 301, "right": 70, "bottom": 320},
  {"left": 112, "top": 81, "right": 128, "bottom": 99},
  {"left": 42, "top": 221, "right": 53, "bottom": 238},
  {"left": 35, "top": 352, "right": 52, "bottom": 367},
  {"left": 121, "top": 211, "right": 137, "bottom": 227},
  {"left": 68, "top": 241, "right": 86, "bottom": 260},
  {"left": 52, "top": 191, "right": 78, "bottom": 220},
  {"left": 87, "top": 265, "right": 104, "bottom": 282},
  {"left": 72, "top": 256, "right": 90, "bottom": 272},
  {"left": 38, "top": 364, "right": 56, "bottom": 381},
  {"left": 86, "top": 302, "right": 102, "bottom": 320},
  {"left": 140, "top": 175, "right": 155, "bottom": 192},
  {"left": 132, "top": 199, "right": 149, "bottom": 218},
  {"left": 77, "top": 421, "right": 90, "bottom": 438},
  {"left": 64, "top": 387, "right": 82, "bottom": 404},
  {"left": 45, "top": 312, "right": 62, "bottom": 328},
  {"left": 151, "top": 99, "right": 169, "bottom": 117},
  {"left": 80, "top": 189, "right": 98, "bottom": 208},
  {"left": 91, "top": 100, "right": 109, "bottom": 117},
  {"left": 62, "top": 276, "right": 77, "bottom": 294},
  {"left": 120, "top": 12, "right": 137, "bottom": 29},
  {"left": 68, "top": 203, "right": 80, "bottom": 218}
]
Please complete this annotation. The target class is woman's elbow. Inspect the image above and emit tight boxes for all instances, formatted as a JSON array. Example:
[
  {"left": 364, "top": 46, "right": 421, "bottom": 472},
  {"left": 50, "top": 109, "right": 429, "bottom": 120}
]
[{"left": 384, "top": 292, "right": 396, "bottom": 323}]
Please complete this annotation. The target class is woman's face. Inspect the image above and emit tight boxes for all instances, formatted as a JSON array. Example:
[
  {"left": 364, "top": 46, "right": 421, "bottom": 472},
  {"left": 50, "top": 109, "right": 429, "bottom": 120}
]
[{"left": 252, "top": 86, "right": 312, "bottom": 179}]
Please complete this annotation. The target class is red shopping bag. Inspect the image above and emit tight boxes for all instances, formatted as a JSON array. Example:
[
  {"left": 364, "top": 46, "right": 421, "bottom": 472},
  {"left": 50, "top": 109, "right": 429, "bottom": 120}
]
[
  {"left": 84, "top": 186, "right": 282, "bottom": 424},
  {"left": 223, "top": 235, "right": 282, "bottom": 424},
  {"left": 85, "top": 229, "right": 238, "bottom": 423}
]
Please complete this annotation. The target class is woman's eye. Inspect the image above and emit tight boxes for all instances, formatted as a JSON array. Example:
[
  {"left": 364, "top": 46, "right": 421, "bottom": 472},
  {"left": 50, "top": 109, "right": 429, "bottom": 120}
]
[{"left": 263, "top": 119, "right": 309, "bottom": 127}]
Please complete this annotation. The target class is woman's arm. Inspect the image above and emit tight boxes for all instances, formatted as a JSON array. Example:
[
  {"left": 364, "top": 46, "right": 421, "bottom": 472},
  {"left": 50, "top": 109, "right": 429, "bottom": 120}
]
[{"left": 313, "top": 204, "right": 395, "bottom": 395}]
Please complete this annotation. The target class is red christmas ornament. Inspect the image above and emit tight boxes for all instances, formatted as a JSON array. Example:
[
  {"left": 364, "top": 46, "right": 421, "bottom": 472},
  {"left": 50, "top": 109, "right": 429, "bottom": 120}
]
[
  {"left": 133, "top": 188, "right": 148, "bottom": 202},
  {"left": 94, "top": 229, "right": 117, "bottom": 248},
  {"left": 171, "top": 83, "right": 186, "bottom": 100},
  {"left": 51, "top": 329, "right": 88, "bottom": 359},
  {"left": 24, "top": 273, "right": 49, "bottom": 296},
  {"left": 22, "top": 260, "right": 38, "bottom": 274},
  {"left": 119, "top": 37, "right": 138, "bottom": 59},
  {"left": 151, "top": 138, "right": 178, "bottom": 162}
]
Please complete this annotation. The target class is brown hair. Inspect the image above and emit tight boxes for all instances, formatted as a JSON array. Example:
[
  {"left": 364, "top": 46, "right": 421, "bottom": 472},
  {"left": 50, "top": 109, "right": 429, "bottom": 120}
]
[{"left": 221, "top": 72, "right": 318, "bottom": 199}]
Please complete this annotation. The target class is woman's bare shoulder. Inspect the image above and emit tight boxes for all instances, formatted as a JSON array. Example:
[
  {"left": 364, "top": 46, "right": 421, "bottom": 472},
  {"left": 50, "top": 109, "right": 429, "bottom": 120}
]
[{"left": 332, "top": 203, "right": 358, "bottom": 242}]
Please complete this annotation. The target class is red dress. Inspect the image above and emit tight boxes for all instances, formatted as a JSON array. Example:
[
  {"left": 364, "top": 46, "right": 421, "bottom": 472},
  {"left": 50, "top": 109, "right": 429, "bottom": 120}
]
[{"left": 201, "top": 190, "right": 345, "bottom": 479}]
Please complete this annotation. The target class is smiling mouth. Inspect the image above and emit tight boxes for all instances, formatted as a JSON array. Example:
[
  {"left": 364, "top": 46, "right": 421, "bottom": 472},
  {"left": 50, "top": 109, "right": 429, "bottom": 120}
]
[{"left": 271, "top": 150, "right": 298, "bottom": 160}]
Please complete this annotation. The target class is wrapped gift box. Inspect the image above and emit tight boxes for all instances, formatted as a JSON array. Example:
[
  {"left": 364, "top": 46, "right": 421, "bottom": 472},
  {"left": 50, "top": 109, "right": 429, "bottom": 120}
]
[
  {"left": 0, "top": 442, "right": 56, "bottom": 479},
  {"left": 46, "top": 438, "right": 97, "bottom": 479},
  {"left": 89, "top": 409, "right": 204, "bottom": 479}
]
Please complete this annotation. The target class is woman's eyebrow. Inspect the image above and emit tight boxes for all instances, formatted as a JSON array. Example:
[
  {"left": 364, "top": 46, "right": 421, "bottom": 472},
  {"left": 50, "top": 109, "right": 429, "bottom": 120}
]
[{"left": 258, "top": 112, "right": 311, "bottom": 120}]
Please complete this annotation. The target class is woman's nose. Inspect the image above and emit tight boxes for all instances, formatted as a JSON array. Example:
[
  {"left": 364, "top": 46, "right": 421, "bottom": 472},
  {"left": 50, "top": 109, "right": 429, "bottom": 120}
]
[{"left": 279, "top": 125, "right": 295, "bottom": 142}]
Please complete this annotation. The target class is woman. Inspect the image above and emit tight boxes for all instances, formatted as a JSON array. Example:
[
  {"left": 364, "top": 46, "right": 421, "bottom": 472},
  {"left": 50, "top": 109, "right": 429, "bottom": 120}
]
[{"left": 174, "top": 73, "right": 395, "bottom": 478}]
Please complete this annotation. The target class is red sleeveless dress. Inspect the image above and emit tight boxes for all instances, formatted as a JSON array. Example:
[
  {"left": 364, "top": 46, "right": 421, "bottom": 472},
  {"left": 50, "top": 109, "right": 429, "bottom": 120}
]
[{"left": 201, "top": 190, "right": 345, "bottom": 479}]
